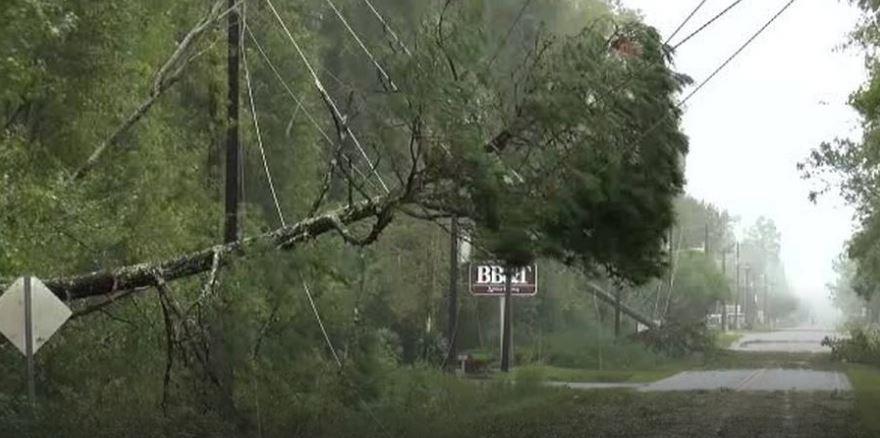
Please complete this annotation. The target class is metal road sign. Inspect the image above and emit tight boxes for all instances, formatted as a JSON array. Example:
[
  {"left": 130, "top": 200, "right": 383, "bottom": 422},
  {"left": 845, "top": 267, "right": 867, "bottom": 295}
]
[
  {"left": 468, "top": 263, "right": 537, "bottom": 296},
  {"left": 0, "top": 277, "right": 71, "bottom": 356}
]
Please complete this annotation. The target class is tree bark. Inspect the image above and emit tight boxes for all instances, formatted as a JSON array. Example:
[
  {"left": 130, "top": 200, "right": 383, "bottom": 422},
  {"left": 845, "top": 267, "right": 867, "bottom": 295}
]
[{"left": 39, "top": 199, "right": 383, "bottom": 301}]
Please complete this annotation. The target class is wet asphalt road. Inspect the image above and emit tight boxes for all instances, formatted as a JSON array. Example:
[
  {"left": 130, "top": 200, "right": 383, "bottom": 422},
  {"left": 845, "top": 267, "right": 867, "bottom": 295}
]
[
  {"left": 555, "top": 327, "right": 852, "bottom": 392},
  {"left": 730, "top": 327, "right": 837, "bottom": 353},
  {"left": 637, "top": 327, "right": 851, "bottom": 392},
  {"left": 639, "top": 368, "right": 851, "bottom": 392}
]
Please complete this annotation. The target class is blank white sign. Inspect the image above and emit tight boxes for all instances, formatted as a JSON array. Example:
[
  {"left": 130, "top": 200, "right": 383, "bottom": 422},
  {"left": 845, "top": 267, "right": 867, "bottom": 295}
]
[{"left": 0, "top": 277, "right": 71, "bottom": 356}]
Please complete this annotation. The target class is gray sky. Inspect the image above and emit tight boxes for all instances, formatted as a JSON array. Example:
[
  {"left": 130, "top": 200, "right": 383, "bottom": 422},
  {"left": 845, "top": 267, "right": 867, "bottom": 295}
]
[{"left": 621, "top": 0, "right": 866, "bottom": 316}]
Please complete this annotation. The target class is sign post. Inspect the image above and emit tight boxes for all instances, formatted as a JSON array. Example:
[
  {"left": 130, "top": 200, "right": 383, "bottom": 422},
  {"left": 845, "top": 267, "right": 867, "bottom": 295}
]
[
  {"left": 469, "top": 263, "right": 537, "bottom": 372},
  {"left": 500, "top": 267, "right": 513, "bottom": 372},
  {"left": 24, "top": 276, "right": 35, "bottom": 409},
  {"left": 0, "top": 276, "right": 72, "bottom": 410}
]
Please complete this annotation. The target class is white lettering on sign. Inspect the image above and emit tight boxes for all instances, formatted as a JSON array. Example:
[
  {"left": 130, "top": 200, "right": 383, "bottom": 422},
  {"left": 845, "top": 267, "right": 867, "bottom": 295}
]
[
  {"left": 469, "top": 263, "right": 538, "bottom": 297},
  {"left": 477, "top": 266, "right": 492, "bottom": 284},
  {"left": 490, "top": 266, "right": 505, "bottom": 284},
  {"left": 473, "top": 266, "right": 530, "bottom": 284}
]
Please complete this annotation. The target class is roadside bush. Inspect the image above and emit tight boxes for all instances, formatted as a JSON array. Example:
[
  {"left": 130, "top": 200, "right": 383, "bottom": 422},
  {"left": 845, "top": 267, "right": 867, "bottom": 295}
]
[
  {"left": 823, "top": 327, "right": 880, "bottom": 364},
  {"left": 539, "top": 325, "right": 669, "bottom": 370}
]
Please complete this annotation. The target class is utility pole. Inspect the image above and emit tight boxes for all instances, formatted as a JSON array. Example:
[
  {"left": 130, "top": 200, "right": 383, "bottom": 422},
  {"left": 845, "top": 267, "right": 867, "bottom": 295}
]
[
  {"left": 704, "top": 222, "right": 710, "bottom": 254},
  {"left": 500, "top": 265, "right": 513, "bottom": 372},
  {"left": 224, "top": 0, "right": 243, "bottom": 244},
  {"left": 763, "top": 276, "right": 769, "bottom": 327},
  {"left": 446, "top": 217, "right": 460, "bottom": 369},
  {"left": 744, "top": 266, "right": 752, "bottom": 328},
  {"left": 734, "top": 242, "right": 740, "bottom": 330},
  {"left": 211, "top": 0, "right": 242, "bottom": 428},
  {"left": 614, "top": 287, "right": 622, "bottom": 337},
  {"left": 721, "top": 250, "right": 727, "bottom": 331}
]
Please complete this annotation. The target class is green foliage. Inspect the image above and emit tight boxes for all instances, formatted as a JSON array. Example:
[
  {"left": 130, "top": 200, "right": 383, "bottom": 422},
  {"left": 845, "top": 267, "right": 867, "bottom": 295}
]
[
  {"left": 0, "top": 0, "right": 702, "bottom": 435},
  {"left": 823, "top": 327, "right": 880, "bottom": 365},
  {"left": 668, "top": 251, "right": 730, "bottom": 323}
]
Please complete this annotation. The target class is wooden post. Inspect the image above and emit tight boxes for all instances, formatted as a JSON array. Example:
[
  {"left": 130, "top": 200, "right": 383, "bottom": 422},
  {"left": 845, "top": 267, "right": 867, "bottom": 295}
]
[
  {"left": 224, "top": 0, "right": 243, "bottom": 244},
  {"left": 721, "top": 251, "right": 727, "bottom": 331},
  {"left": 734, "top": 243, "right": 740, "bottom": 329},
  {"left": 446, "top": 217, "right": 459, "bottom": 369},
  {"left": 500, "top": 266, "right": 513, "bottom": 372},
  {"left": 614, "top": 288, "right": 621, "bottom": 338}
]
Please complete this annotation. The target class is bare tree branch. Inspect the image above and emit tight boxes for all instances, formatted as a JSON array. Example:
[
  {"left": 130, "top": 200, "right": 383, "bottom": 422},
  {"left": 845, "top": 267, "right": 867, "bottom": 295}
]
[{"left": 70, "top": 0, "right": 229, "bottom": 181}]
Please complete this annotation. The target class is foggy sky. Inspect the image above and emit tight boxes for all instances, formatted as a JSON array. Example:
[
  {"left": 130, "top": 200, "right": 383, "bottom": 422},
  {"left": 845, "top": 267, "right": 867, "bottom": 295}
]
[{"left": 621, "top": 0, "right": 867, "bottom": 320}]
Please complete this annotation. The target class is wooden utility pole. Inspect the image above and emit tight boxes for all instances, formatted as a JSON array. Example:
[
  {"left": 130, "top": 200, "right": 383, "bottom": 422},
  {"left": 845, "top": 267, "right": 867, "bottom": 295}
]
[
  {"left": 744, "top": 266, "right": 752, "bottom": 328},
  {"left": 224, "top": 0, "right": 243, "bottom": 244},
  {"left": 763, "top": 276, "right": 769, "bottom": 327},
  {"left": 446, "top": 217, "right": 460, "bottom": 368},
  {"left": 721, "top": 251, "right": 727, "bottom": 331},
  {"left": 212, "top": 0, "right": 242, "bottom": 428},
  {"left": 614, "top": 288, "right": 622, "bottom": 337},
  {"left": 500, "top": 265, "right": 513, "bottom": 372},
  {"left": 734, "top": 243, "right": 740, "bottom": 329},
  {"left": 704, "top": 222, "right": 710, "bottom": 254}
]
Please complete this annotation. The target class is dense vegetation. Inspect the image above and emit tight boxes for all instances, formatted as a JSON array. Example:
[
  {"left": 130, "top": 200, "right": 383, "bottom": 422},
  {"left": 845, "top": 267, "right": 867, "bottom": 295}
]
[{"left": 0, "top": 0, "right": 800, "bottom": 436}]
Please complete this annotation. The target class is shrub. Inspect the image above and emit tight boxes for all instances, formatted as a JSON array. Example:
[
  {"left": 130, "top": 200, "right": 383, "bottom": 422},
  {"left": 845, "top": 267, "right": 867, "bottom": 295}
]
[{"left": 823, "top": 327, "right": 880, "bottom": 364}]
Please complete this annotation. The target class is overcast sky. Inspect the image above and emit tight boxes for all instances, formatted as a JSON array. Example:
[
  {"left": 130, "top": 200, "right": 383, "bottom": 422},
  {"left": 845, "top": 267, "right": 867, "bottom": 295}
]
[{"left": 620, "top": 0, "right": 867, "bottom": 318}]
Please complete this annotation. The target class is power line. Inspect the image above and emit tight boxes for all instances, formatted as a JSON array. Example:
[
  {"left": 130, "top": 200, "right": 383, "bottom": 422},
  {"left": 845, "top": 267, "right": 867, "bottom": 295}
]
[
  {"left": 302, "top": 281, "right": 342, "bottom": 366},
  {"left": 628, "top": 0, "right": 798, "bottom": 150},
  {"left": 361, "top": 0, "right": 411, "bottom": 56},
  {"left": 680, "top": 0, "right": 796, "bottom": 106},
  {"left": 244, "top": 25, "right": 381, "bottom": 193},
  {"left": 664, "top": 0, "right": 709, "bottom": 45},
  {"left": 487, "top": 0, "right": 534, "bottom": 68},
  {"left": 302, "top": 281, "right": 392, "bottom": 438},
  {"left": 263, "top": 0, "right": 390, "bottom": 194},
  {"left": 324, "top": 0, "right": 398, "bottom": 91},
  {"left": 242, "top": 17, "right": 286, "bottom": 227},
  {"left": 671, "top": 0, "right": 746, "bottom": 51}
]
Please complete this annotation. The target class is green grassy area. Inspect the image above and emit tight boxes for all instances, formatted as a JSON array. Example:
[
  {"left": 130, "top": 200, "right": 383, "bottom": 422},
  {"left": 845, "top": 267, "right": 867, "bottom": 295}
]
[
  {"left": 845, "top": 363, "right": 880, "bottom": 435},
  {"left": 715, "top": 331, "right": 744, "bottom": 349},
  {"left": 358, "top": 382, "right": 861, "bottom": 437}
]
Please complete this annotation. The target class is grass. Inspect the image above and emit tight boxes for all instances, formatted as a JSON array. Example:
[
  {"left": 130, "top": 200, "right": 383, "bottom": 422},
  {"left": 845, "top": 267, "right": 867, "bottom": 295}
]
[
  {"left": 359, "top": 384, "right": 862, "bottom": 437},
  {"left": 715, "top": 331, "right": 744, "bottom": 349},
  {"left": 845, "top": 363, "right": 880, "bottom": 435}
]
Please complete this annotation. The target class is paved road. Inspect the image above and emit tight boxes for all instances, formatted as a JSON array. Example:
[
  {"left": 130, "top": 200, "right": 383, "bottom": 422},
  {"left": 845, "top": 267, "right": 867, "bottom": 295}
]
[
  {"left": 549, "top": 328, "right": 861, "bottom": 436},
  {"left": 647, "top": 328, "right": 851, "bottom": 391},
  {"left": 554, "top": 328, "right": 852, "bottom": 392},
  {"left": 731, "top": 327, "right": 837, "bottom": 353},
  {"left": 640, "top": 368, "right": 851, "bottom": 392}
]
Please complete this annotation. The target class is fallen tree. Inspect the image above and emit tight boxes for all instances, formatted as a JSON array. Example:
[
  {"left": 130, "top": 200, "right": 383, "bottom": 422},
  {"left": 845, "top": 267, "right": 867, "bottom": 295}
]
[
  {"left": 585, "top": 282, "right": 656, "bottom": 330},
  {"left": 33, "top": 197, "right": 386, "bottom": 301}
]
